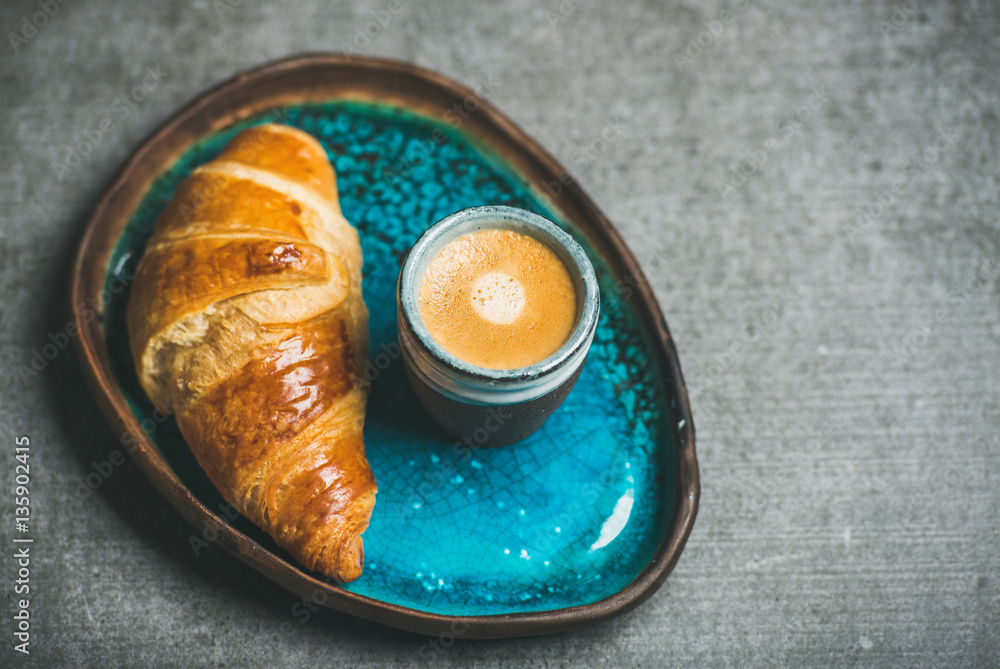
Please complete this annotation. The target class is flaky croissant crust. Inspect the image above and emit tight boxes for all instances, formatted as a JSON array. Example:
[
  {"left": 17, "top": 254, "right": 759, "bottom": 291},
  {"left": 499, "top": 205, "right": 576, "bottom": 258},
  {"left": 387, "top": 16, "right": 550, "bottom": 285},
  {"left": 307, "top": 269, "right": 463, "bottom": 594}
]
[{"left": 127, "top": 124, "right": 375, "bottom": 582}]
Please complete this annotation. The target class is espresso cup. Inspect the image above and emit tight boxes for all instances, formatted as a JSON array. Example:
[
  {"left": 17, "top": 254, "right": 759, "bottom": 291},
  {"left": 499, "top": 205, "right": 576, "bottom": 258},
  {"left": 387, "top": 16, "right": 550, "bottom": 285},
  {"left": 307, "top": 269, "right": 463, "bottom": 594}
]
[{"left": 397, "top": 205, "right": 600, "bottom": 447}]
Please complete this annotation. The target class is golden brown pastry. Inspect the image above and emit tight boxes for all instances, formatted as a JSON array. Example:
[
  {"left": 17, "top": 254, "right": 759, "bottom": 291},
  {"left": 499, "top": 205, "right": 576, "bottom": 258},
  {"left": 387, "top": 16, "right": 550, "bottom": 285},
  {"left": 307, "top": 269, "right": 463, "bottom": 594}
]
[{"left": 127, "top": 124, "right": 375, "bottom": 582}]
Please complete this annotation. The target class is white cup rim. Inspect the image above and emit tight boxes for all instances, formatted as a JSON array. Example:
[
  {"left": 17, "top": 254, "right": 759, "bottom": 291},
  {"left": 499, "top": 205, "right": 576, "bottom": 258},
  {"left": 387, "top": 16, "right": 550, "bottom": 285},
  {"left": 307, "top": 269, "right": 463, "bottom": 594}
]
[{"left": 397, "top": 205, "right": 600, "bottom": 403}]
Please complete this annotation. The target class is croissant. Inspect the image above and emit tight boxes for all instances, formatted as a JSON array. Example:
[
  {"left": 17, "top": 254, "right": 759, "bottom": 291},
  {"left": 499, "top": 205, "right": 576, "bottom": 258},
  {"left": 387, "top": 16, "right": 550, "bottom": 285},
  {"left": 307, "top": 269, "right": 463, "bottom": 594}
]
[{"left": 127, "top": 124, "right": 376, "bottom": 582}]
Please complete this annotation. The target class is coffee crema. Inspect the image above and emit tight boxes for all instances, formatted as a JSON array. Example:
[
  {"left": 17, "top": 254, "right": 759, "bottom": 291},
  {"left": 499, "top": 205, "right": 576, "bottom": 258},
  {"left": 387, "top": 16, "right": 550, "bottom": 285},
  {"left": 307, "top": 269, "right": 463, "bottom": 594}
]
[{"left": 418, "top": 228, "right": 578, "bottom": 370}]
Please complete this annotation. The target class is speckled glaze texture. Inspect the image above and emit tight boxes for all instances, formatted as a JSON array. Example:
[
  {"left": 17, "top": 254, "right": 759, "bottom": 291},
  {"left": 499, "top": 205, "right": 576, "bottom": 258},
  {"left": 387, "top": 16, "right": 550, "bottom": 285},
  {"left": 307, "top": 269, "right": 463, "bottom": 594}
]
[{"left": 103, "top": 101, "right": 676, "bottom": 617}]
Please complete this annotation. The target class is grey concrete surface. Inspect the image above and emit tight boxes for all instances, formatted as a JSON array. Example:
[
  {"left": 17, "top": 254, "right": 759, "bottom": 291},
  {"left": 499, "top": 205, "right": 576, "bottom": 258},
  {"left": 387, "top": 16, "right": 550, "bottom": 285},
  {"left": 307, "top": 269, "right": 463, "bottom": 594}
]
[{"left": 1, "top": 0, "right": 998, "bottom": 666}]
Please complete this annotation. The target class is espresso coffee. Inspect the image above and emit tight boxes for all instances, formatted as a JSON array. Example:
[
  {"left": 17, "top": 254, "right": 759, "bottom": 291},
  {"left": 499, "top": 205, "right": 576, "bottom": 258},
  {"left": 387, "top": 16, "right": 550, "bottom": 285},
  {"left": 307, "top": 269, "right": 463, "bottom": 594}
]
[
  {"left": 399, "top": 205, "right": 600, "bottom": 445},
  {"left": 418, "top": 228, "right": 578, "bottom": 370}
]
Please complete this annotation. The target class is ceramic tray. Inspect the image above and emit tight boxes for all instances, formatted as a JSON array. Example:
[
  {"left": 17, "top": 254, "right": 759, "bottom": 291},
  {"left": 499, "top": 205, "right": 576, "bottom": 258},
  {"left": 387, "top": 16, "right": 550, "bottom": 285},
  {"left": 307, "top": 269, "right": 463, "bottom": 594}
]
[{"left": 70, "top": 54, "right": 698, "bottom": 638}]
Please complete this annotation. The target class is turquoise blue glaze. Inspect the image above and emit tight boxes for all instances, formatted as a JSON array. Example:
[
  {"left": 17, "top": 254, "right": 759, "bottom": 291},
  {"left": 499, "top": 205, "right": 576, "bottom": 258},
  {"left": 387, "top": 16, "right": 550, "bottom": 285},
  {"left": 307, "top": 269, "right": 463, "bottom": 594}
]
[{"left": 103, "top": 101, "right": 676, "bottom": 616}]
